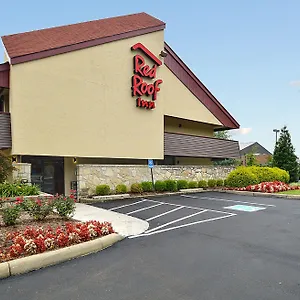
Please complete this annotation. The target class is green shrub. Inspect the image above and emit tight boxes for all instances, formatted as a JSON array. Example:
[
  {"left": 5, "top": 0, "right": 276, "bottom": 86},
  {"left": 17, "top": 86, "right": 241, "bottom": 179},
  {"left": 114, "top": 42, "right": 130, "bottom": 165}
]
[
  {"left": 141, "top": 181, "right": 154, "bottom": 192},
  {"left": 272, "top": 167, "right": 290, "bottom": 183},
  {"left": 53, "top": 195, "right": 76, "bottom": 218},
  {"left": 198, "top": 180, "right": 208, "bottom": 188},
  {"left": 177, "top": 180, "right": 189, "bottom": 190},
  {"left": 115, "top": 184, "right": 127, "bottom": 194},
  {"left": 164, "top": 180, "right": 178, "bottom": 192},
  {"left": 247, "top": 166, "right": 276, "bottom": 183},
  {"left": 188, "top": 181, "right": 198, "bottom": 189},
  {"left": 0, "top": 203, "right": 21, "bottom": 226},
  {"left": 216, "top": 179, "right": 224, "bottom": 187},
  {"left": 0, "top": 182, "right": 40, "bottom": 197},
  {"left": 131, "top": 183, "right": 143, "bottom": 194},
  {"left": 223, "top": 179, "right": 228, "bottom": 187},
  {"left": 207, "top": 179, "right": 217, "bottom": 188},
  {"left": 23, "top": 197, "right": 54, "bottom": 221},
  {"left": 154, "top": 180, "right": 166, "bottom": 192},
  {"left": 226, "top": 166, "right": 259, "bottom": 188},
  {"left": 95, "top": 184, "right": 111, "bottom": 196}
]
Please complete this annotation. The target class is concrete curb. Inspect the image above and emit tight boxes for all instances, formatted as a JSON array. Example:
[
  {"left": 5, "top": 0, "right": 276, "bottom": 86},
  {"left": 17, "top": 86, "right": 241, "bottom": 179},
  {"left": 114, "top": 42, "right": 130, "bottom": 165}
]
[
  {"left": 80, "top": 188, "right": 205, "bottom": 203},
  {"left": 216, "top": 189, "right": 300, "bottom": 199},
  {"left": 0, "top": 233, "right": 124, "bottom": 279}
]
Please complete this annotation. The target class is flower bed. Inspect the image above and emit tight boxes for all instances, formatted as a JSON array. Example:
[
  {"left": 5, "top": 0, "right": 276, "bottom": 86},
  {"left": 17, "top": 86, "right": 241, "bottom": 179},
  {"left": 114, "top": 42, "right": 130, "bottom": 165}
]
[
  {"left": 0, "top": 220, "right": 114, "bottom": 262},
  {"left": 225, "top": 181, "right": 300, "bottom": 193}
]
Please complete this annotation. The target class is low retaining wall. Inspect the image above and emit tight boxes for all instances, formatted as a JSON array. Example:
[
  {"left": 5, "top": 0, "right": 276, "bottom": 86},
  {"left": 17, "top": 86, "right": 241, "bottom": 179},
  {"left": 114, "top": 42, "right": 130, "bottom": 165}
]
[{"left": 77, "top": 164, "right": 234, "bottom": 196}]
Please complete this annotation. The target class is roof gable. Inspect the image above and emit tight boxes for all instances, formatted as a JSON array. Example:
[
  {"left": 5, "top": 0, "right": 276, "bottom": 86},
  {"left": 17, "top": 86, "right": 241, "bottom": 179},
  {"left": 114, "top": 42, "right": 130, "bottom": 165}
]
[
  {"left": 240, "top": 142, "right": 272, "bottom": 155},
  {"left": 2, "top": 12, "right": 165, "bottom": 65},
  {"left": 164, "top": 43, "right": 239, "bottom": 129}
]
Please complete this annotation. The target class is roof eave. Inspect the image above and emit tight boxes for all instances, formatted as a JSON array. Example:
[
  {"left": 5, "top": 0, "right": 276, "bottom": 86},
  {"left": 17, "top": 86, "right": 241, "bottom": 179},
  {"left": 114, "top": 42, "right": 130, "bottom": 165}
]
[
  {"left": 164, "top": 42, "right": 240, "bottom": 130},
  {"left": 8, "top": 24, "right": 166, "bottom": 65}
]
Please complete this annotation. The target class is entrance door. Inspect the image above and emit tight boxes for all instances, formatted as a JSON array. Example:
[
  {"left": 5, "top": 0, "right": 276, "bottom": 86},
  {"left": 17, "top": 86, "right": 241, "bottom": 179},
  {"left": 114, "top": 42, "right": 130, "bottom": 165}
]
[{"left": 22, "top": 156, "right": 64, "bottom": 195}]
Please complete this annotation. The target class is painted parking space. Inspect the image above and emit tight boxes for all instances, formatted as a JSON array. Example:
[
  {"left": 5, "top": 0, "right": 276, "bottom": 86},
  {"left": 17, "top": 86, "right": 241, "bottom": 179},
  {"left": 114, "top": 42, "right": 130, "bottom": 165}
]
[
  {"left": 105, "top": 198, "right": 236, "bottom": 238},
  {"left": 92, "top": 192, "right": 276, "bottom": 238}
]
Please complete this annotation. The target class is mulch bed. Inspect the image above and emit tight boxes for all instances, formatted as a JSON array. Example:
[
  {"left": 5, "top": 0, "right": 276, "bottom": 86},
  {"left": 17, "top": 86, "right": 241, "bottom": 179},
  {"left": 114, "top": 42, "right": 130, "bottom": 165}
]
[{"left": 0, "top": 213, "right": 76, "bottom": 261}]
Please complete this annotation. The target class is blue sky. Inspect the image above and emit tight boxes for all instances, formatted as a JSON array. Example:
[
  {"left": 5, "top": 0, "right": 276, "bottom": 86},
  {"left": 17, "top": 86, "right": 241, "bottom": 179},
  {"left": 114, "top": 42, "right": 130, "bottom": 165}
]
[{"left": 1, "top": 0, "right": 299, "bottom": 155}]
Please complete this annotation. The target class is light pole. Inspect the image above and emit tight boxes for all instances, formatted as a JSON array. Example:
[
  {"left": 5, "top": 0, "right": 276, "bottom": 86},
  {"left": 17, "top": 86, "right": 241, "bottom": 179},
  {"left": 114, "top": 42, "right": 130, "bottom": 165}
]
[{"left": 273, "top": 129, "right": 279, "bottom": 144}]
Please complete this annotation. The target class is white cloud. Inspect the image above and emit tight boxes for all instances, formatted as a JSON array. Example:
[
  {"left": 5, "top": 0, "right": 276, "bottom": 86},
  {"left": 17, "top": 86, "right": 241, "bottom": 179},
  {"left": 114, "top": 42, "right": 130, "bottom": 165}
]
[
  {"left": 231, "top": 128, "right": 252, "bottom": 135},
  {"left": 289, "top": 80, "right": 300, "bottom": 87}
]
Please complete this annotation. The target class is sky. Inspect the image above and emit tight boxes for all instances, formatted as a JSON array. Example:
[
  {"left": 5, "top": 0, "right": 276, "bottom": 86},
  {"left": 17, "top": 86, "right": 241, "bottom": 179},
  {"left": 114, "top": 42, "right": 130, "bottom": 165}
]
[{"left": 0, "top": 0, "right": 299, "bottom": 155}]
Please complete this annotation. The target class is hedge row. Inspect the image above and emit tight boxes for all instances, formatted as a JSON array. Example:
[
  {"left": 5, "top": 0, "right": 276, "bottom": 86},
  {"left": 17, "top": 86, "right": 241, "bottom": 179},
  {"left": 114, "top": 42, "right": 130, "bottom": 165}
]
[
  {"left": 226, "top": 166, "right": 290, "bottom": 188},
  {"left": 95, "top": 179, "right": 224, "bottom": 196}
]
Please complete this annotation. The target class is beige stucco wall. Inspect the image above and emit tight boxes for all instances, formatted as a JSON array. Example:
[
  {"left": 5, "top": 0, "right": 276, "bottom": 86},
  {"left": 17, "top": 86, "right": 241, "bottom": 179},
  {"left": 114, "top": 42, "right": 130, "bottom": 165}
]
[
  {"left": 160, "top": 67, "right": 222, "bottom": 126},
  {"left": 9, "top": 29, "right": 225, "bottom": 160},
  {"left": 9, "top": 31, "right": 165, "bottom": 159},
  {"left": 164, "top": 116, "right": 214, "bottom": 137}
]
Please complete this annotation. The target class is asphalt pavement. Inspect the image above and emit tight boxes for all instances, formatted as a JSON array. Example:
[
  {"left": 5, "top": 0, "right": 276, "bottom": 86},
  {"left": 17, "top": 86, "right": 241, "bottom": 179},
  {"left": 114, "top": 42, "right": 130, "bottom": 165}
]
[{"left": 1, "top": 192, "right": 300, "bottom": 299}]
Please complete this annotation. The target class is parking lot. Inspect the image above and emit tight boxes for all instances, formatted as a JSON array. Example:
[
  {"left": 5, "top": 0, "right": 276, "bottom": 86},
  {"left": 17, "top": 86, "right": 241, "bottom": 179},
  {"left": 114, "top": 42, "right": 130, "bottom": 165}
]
[
  {"left": 1, "top": 192, "right": 300, "bottom": 300},
  {"left": 96, "top": 193, "right": 275, "bottom": 238}
]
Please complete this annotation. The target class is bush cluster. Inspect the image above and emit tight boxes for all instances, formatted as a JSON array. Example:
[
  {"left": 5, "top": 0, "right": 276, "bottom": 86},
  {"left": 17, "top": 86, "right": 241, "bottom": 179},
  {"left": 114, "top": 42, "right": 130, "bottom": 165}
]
[
  {"left": 0, "top": 182, "right": 40, "bottom": 197},
  {"left": 225, "top": 166, "right": 290, "bottom": 188},
  {"left": 131, "top": 183, "right": 143, "bottom": 194},
  {"left": 95, "top": 177, "right": 227, "bottom": 196},
  {"left": 188, "top": 181, "right": 198, "bottom": 189},
  {"left": 141, "top": 181, "right": 154, "bottom": 192},
  {"left": 0, "top": 194, "right": 76, "bottom": 226},
  {"left": 177, "top": 180, "right": 189, "bottom": 190},
  {"left": 115, "top": 184, "right": 127, "bottom": 194},
  {"left": 95, "top": 184, "right": 111, "bottom": 196},
  {"left": 198, "top": 180, "right": 208, "bottom": 188}
]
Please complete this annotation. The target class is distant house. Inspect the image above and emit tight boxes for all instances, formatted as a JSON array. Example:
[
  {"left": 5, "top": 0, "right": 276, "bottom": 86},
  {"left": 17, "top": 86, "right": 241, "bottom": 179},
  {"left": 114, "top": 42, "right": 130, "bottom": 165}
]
[{"left": 239, "top": 142, "right": 272, "bottom": 166}]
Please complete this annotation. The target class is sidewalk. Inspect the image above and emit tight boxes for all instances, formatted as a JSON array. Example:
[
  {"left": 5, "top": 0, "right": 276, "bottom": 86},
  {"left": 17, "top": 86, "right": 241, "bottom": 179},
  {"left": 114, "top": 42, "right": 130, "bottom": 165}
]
[{"left": 73, "top": 203, "right": 149, "bottom": 237}]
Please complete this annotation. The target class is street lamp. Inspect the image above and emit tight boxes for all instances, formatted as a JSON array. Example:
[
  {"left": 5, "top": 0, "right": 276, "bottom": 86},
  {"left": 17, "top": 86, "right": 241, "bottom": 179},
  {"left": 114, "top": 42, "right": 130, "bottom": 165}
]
[{"left": 273, "top": 129, "right": 280, "bottom": 144}]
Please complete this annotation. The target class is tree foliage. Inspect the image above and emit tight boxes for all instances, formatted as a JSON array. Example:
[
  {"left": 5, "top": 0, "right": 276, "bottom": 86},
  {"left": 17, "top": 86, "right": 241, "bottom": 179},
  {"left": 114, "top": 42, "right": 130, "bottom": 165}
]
[
  {"left": 272, "top": 126, "right": 299, "bottom": 182},
  {"left": 214, "top": 130, "right": 231, "bottom": 140},
  {"left": 0, "top": 151, "right": 14, "bottom": 183}
]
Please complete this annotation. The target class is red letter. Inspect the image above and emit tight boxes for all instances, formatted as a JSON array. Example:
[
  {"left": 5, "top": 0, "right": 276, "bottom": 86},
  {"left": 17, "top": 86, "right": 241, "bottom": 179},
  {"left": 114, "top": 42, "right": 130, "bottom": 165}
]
[
  {"left": 132, "top": 75, "right": 143, "bottom": 97},
  {"left": 136, "top": 98, "right": 142, "bottom": 107},
  {"left": 134, "top": 55, "right": 145, "bottom": 76},
  {"left": 141, "top": 100, "right": 149, "bottom": 108},
  {"left": 152, "top": 79, "right": 163, "bottom": 100},
  {"left": 141, "top": 82, "right": 148, "bottom": 94},
  {"left": 149, "top": 101, "right": 155, "bottom": 109},
  {"left": 147, "top": 84, "right": 154, "bottom": 96},
  {"left": 148, "top": 65, "right": 157, "bottom": 79}
]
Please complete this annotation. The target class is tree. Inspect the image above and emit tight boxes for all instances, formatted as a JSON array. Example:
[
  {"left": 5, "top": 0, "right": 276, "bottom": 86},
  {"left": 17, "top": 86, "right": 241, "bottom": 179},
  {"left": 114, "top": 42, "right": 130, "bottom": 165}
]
[
  {"left": 273, "top": 126, "right": 299, "bottom": 182},
  {"left": 214, "top": 130, "right": 231, "bottom": 140},
  {"left": 0, "top": 151, "right": 14, "bottom": 183},
  {"left": 245, "top": 146, "right": 258, "bottom": 166}
]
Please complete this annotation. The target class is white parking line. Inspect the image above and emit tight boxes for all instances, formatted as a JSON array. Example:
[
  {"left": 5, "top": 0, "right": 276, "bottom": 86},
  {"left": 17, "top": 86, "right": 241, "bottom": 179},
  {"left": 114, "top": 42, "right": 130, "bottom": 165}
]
[
  {"left": 181, "top": 195, "right": 276, "bottom": 208},
  {"left": 145, "top": 210, "right": 207, "bottom": 233},
  {"left": 129, "top": 214, "right": 234, "bottom": 238},
  {"left": 126, "top": 203, "right": 163, "bottom": 215},
  {"left": 109, "top": 199, "right": 147, "bottom": 211},
  {"left": 145, "top": 199, "right": 235, "bottom": 215},
  {"left": 146, "top": 206, "right": 184, "bottom": 221}
]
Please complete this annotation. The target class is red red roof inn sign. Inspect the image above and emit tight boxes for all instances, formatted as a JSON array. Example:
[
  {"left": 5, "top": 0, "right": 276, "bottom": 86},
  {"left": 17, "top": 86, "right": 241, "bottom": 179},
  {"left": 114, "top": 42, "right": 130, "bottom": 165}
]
[{"left": 131, "top": 43, "right": 163, "bottom": 110}]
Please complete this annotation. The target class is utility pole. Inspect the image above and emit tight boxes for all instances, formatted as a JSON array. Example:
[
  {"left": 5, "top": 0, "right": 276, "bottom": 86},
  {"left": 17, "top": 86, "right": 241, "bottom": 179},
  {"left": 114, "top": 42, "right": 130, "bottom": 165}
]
[{"left": 273, "top": 129, "right": 279, "bottom": 144}]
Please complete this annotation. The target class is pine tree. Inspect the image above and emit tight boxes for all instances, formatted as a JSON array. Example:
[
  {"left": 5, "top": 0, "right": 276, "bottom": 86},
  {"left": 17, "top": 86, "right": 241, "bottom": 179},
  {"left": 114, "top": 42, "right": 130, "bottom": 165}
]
[{"left": 273, "top": 126, "right": 299, "bottom": 182}]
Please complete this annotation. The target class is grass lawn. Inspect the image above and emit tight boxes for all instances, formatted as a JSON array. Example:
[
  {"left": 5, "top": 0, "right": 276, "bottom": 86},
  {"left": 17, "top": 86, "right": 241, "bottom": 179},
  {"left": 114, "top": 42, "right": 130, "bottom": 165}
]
[{"left": 278, "top": 190, "right": 300, "bottom": 195}]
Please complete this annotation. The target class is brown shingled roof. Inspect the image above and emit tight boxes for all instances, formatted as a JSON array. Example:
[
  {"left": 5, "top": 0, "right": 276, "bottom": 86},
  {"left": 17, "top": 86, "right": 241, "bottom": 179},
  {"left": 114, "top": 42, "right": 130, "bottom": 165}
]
[{"left": 2, "top": 12, "right": 165, "bottom": 64}]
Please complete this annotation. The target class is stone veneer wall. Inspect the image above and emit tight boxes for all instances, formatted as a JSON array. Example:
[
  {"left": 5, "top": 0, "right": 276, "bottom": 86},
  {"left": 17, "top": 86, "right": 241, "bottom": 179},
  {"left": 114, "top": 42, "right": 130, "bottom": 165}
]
[
  {"left": 12, "top": 163, "right": 31, "bottom": 183},
  {"left": 77, "top": 164, "right": 235, "bottom": 196}
]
